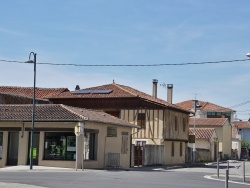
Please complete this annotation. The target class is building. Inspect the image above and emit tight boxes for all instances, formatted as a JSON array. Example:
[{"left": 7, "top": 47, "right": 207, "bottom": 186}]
[
  {"left": 188, "top": 128, "right": 218, "bottom": 162},
  {"left": 0, "top": 104, "right": 137, "bottom": 169},
  {"left": 189, "top": 118, "right": 232, "bottom": 159},
  {"left": 0, "top": 86, "right": 68, "bottom": 104},
  {"left": 176, "top": 100, "right": 235, "bottom": 122},
  {"left": 47, "top": 80, "right": 192, "bottom": 165}
]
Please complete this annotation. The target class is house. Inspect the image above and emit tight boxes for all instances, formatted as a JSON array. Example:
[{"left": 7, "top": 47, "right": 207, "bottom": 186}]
[
  {"left": 188, "top": 128, "right": 218, "bottom": 162},
  {"left": 47, "top": 80, "right": 192, "bottom": 165},
  {"left": 189, "top": 118, "right": 232, "bottom": 159},
  {"left": 0, "top": 104, "right": 138, "bottom": 169},
  {"left": 0, "top": 86, "right": 68, "bottom": 104},
  {"left": 233, "top": 121, "right": 250, "bottom": 158},
  {"left": 176, "top": 100, "right": 235, "bottom": 122}
]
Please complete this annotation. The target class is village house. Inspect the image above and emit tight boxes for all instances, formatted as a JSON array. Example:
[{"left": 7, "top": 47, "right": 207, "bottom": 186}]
[
  {"left": 0, "top": 104, "right": 138, "bottom": 169},
  {"left": 189, "top": 118, "right": 232, "bottom": 159},
  {"left": 46, "top": 80, "right": 192, "bottom": 165},
  {"left": 188, "top": 128, "right": 218, "bottom": 162}
]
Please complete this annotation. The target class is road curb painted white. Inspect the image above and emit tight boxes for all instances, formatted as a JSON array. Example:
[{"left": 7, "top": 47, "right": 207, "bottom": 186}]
[{"left": 204, "top": 175, "right": 250, "bottom": 186}]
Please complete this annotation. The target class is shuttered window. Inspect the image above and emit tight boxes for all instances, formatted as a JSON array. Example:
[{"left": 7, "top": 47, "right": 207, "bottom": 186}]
[{"left": 121, "top": 132, "right": 128, "bottom": 154}]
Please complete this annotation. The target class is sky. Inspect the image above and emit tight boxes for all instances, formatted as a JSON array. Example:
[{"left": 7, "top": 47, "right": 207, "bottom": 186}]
[{"left": 0, "top": 0, "right": 250, "bottom": 121}]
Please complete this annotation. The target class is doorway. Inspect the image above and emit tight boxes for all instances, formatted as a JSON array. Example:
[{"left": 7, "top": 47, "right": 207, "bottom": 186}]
[{"left": 7, "top": 132, "right": 19, "bottom": 166}]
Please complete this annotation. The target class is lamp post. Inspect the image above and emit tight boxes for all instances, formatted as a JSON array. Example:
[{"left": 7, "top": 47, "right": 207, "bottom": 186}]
[
  {"left": 26, "top": 52, "right": 37, "bottom": 170},
  {"left": 246, "top": 53, "right": 250, "bottom": 57},
  {"left": 192, "top": 98, "right": 200, "bottom": 163}
]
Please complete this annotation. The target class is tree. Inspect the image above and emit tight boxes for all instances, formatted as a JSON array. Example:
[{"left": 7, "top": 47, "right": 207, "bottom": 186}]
[{"left": 241, "top": 139, "right": 250, "bottom": 148}]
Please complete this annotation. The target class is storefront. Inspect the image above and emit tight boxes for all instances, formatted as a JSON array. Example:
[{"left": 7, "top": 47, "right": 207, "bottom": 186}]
[{"left": 0, "top": 104, "right": 137, "bottom": 169}]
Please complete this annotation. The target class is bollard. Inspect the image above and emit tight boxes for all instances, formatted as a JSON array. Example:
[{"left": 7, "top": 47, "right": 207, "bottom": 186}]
[
  {"left": 243, "top": 161, "right": 245, "bottom": 183},
  {"left": 225, "top": 169, "right": 228, "bottom": 188},
  {"left": 217, "top": 158, "right": 219, "bottom": 178}
]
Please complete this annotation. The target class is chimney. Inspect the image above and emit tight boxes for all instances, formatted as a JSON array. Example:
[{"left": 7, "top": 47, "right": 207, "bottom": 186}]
[
  {"left": 167, "top": 84, "right": 173, "bottom": 103},
  {"left": 75, "top": 85, "right": 80, "bottom": 90},
  {"left": 152, "top": 79, "right": 158, "bottom": 98}
]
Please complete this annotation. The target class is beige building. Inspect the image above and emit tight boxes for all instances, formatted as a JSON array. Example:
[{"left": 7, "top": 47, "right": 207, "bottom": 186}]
[
  {"left": 48, "top": 80, "right": 192, "bottom": 166},
  {"left": 0, "top": 104, "right": 137, "bottom": 169},
  {"left": 189, "top": 118, "right": 232, "bottom": 159},
  {"left": 188, "top": 128, "right": 218, "bottom": 161}
]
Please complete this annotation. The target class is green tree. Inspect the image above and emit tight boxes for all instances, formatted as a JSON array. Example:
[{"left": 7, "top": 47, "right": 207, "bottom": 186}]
[{"left": 241, "top": 139, "right": 250, "bottom": 148}]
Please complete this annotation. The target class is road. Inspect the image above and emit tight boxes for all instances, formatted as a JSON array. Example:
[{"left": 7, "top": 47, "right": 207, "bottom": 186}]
[{"left": 0, "top": 162, "right": 249, "bottom": 188}]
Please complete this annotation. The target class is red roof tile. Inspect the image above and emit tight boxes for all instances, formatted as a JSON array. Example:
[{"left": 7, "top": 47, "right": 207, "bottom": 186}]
[
  {"left": 0, "top": 104, "right": 137, "bottom": 128},
  {"left": 49, "top": 82, "right": 191, "bottom": 113},
  {"left": 0, "top": 86, "right": 68, "bottom": 99},
  {"left": 233, "top": 121, "right": 250, "bottom": 129},
  {"left": 189, "top": 117, "right": 228, "bottom": 127},
  {"left": 189, "top": 128, "right": 216, "bottom": 139},
  {"left": 176, "top": 100, "right": 235, "bottom": 112}
]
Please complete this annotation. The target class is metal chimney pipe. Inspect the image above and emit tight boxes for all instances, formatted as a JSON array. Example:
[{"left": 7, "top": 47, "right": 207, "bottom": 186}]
[
  {"left": 167, "top": 84, "right": 173, "bottom": 103},
  {"left": 152, "top": 79, "right": 158, "bottom": 98}
]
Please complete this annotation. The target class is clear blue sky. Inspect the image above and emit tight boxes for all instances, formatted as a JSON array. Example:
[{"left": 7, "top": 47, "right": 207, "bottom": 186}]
[{"left": 1, "top": 0, "right": 250, "bottom": 120}]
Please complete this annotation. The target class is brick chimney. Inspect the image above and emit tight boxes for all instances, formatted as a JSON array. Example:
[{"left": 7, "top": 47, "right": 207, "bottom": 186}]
[
  {"left": 152, "top": 79, "right": 158, "bottom": 98},
  {"left": 167, "top": 84, "right": 173, "bottom": 104}
]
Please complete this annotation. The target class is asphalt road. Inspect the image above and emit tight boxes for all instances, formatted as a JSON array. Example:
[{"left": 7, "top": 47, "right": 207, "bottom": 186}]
[{"left": 0, "top": 164, "right": 249, "bottom": 188}]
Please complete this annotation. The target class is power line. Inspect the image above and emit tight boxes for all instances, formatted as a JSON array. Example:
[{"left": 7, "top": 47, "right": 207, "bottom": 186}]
[{"left": 0, "top": 58, "right": 250, "bottom": 67}]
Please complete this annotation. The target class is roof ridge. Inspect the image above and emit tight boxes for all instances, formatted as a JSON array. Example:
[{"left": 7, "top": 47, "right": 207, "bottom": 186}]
[
  {"left": 60, "top": 104, "right": 86, "bottom": 120},
  {"left": 113, "top": 83, "right": 138, "bottom": 97}
]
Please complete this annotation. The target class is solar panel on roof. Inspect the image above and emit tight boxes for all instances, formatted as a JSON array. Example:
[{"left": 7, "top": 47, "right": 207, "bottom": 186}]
[
  {"left": 91, "top": 89, "right": 113, "bottom": 94},
  {"left": 71, "top": 90, "right": 91, "bottom": 94}
]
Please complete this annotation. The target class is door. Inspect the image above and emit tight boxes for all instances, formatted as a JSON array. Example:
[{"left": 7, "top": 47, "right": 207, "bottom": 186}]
[
  {"left": 7, "top": 132, "right": 19, "bottom": 166},
  {"left": 27, "top": 132, "right": 40, "bottom": 165},
  {"left": 134, "top": 145, "right": 143, "bottom": 166}
]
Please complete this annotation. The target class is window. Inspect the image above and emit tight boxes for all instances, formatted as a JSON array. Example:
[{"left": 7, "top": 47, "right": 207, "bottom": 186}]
[
  {"left": 44, "top": 132, "right": 76, "bottom": 160},
  {"left": 84, "top": 132, "right": 97, "bottom": 160},
  {"left": 183, "top": 118, "right": 186, "bottom": 132},
  {"left": 0, "top": 132, "right": 3, "bottom": 159},
  {"left": 180, "top": 142, "right": 183, "bottom": 156},
  {"left": 137, "top": 113, "right": 146, "bottom": 129},
  {"left": 121, "top": 132, "right": 128, "bottom": 154},
  {"left": 107, "top": 127, "right": 117, "bottom": 137},
  {"left": 175, "top": 116, "right": 178, "bottom": 131},
  {"left": 171, "top": 142, "right": 174, "bottom": 156}
]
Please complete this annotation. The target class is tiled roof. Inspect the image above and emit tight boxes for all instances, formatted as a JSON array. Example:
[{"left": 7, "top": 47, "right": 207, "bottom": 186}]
[
  {"left": 0, "top": 86, "right": 68, "bottom": 99},
  {"left": 189, "top": 128, "right": 216, "bottom": 139},
  {"left": 0, "top": 104, "right": 137, "bottom": 128},
  {"left": 49, "top": 83, "right": 191, "bottom": 113},
  {"left": 189, "top": 118, "right": 228, "bottom": 127},
  {"left": 176, "top": 100, "right": 235, "bottom": 112},
  {"left": 233, "top": 121, "right": 250, "bottom": 129}
]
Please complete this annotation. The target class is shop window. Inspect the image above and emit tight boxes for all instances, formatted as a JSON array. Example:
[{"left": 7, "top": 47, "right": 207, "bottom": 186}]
[
  {"left": 137, "top": 113, "right": 146, "bottom": 129},
  {"left": 107, "top": 127, "right": 117, "bottom": 137},
  {"left": 0, "top": 132, "right": 3, "bottom": 159},
  {"left": 44, "top": 132, "right": 76, "bottom": 160},
  {"left": 84, "top": 132, "right": 97, "bottom": 160}
]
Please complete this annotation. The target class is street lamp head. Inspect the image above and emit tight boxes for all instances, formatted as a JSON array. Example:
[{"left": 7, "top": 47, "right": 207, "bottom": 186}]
[{"left": 246, "top": 53, "right": 250, "bottom": 58}]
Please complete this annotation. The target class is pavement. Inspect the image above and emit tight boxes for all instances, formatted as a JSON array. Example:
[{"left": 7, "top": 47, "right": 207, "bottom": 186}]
[{"left": 0, "top": 161, "right": 249, "bottom": 187}]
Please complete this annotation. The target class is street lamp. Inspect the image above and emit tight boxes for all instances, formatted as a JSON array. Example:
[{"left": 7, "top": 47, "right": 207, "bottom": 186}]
[
  {"left": 26, "top": 52, "right": 37, "bottom": 170},
  {"left": 246, "top": 53, "right": 250, "bottom": 57},
  {"left": 192, "top": 99, "right": 201, "bottom": 163}
]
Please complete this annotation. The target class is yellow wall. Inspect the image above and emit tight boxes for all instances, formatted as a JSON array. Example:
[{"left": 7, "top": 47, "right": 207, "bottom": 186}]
[{"left": 0, "top": 121, "right": 132, "bottom": 169}]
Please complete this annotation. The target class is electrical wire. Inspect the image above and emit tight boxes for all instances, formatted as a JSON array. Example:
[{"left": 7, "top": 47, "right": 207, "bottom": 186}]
[{"left": 0, "top": 58, "right": 250, "bottom": 67}]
